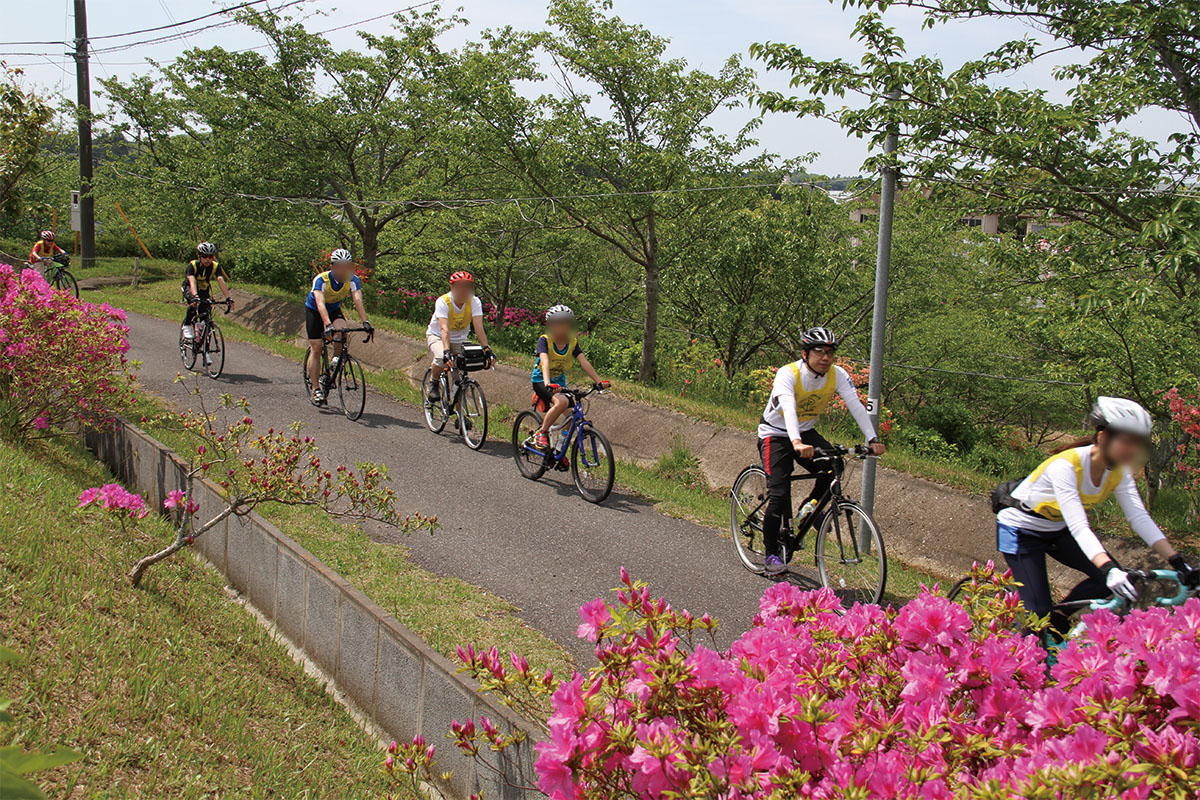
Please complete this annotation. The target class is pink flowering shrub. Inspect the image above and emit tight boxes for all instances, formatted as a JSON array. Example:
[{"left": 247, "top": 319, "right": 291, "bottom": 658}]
[
  {"left": 0, "top": 264, "right": 135, "bottom": 440},
  {"left": 1163, "top": 383, "right": 1200, "bottom": 496},
  {"left": 440, "top": 566, "right": 1200, "bottom": 799}
]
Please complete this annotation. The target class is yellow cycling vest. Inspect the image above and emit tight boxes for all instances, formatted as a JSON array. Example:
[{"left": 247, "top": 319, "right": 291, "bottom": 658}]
[
  {"left": 441, "top": 293, "right": 472, "bottom": 331},
  {"left": 788, "top": 362, "right": 837, "bottom": 423},
  {"left": 539, "top": 334, "right": 579, "bottom": 379},
  {"left": 1024, "top": 448, "right": 1124, "bottom": 521},
  {"left": 189, "top": 259, "right": 224, "bottom": 293},
  {"left": 314, "top": 271, "right": 356, "bottom": 305}
]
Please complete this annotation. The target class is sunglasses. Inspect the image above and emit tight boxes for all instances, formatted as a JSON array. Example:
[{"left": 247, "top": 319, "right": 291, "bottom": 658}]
[{"left": 810, "top": 346, "right": 837, "bottom": 356}]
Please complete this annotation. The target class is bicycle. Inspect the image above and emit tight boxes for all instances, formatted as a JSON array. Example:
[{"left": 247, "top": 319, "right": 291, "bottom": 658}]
[
  {"left": 302, "top": 326, "right": 371, "bottom": 421},
  {"left": 421, "top": 344, "right": 490, "bottom": 450},
  {"left": 512, "top": 384, "right": 615, "bottom": 504},
  {"left": 179, "top": 297, "right": 232, "bottom": 379},
  {"left": 729, "top": 444, "right": 888, "bottom": 605},
  {"left": 31, "top": 252, "right": 79, "bottom": 298}
]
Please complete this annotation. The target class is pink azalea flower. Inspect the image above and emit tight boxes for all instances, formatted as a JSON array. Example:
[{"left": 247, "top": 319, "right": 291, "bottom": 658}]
[{"left": 577, "top": 597, "right": 612, "bottom": 642}]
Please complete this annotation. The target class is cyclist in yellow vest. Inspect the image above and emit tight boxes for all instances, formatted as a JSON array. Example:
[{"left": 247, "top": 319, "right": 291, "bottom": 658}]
[
  {"left": 425, "top": 271, "right": 494, "bottom": 402},
  {"left": 757, "top": 327, "right": 884, "bottom": 575},
  {"left": 531, "top": 304, "right": 608, "bottom": 450},
  {"left": 996, "top": 397, "right": 1197, "bottom": 631}
]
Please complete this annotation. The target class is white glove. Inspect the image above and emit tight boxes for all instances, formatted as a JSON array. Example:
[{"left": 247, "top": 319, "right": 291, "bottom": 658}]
[{"left": 1105, "top": 566, "right": 1138, "bottom": 602}]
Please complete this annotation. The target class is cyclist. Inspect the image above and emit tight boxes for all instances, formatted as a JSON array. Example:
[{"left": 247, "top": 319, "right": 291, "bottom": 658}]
[
  {"left": 182, "top": 242, "right": 234, "bottom": 350},
  {"left": 531, "top": 305, "right": 608, "bottom": 450},
  {"left": 27, "top": 230, "right": 66, "bottom": 271},
  {"left": 306, "top": 249, "right": 372, "bottom": 405},
  {"left": 757, "top": 327, "right": 885, "bottom": 575},
  {"left": 425, "top": 271, "right": 494, "bottom": 402},
  {"left": 995, "top": 396, "right": 1198, "bottom": 632}
]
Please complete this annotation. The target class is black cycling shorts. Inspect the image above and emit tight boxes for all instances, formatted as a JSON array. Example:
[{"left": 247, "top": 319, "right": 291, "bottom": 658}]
[
  {"left": 305, "top": 306, "right": 344, "bottom": 340},
  {"left": 532, "top": 381, "right": 574, "bottom": 411}
]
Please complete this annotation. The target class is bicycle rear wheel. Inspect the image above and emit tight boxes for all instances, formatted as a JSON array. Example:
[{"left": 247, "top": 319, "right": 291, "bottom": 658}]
[
  {"left": 512, "top": 409, "right": 548, "bottom": 480},
  {"left": 205, "top": 324, "right": 225, "bottom": 378},
  {"left": 421, "top": 368, "right": 450, "bottom": 433},
  {"left": 730, "top": 466, "right": 769, "bottom": 574},
  {"left": 52, "top": 269, "right": 79, "bottom": 299},
  {"left": 458, "top": 380, "right": 488, "bottom": 450},
  {"left": 179, "top": 328, "right": 198, "bottom": 371},
  {"left": 338, "top": 356, "right": 367, "bottom": 421},
  {"left": 814, "top": 501, "right": 887, "bottom": 606},
  {"left": 571, "top": 426, "right": 614, "bottom": 503}
]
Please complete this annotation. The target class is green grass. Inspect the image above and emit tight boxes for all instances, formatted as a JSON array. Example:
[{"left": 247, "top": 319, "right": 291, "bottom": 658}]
[{"left": 0, "top": 436, "right": 410, "bottom": 799}]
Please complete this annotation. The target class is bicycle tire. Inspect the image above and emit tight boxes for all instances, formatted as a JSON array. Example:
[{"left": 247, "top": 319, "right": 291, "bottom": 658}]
[
  {"left": 205, "top": 324, "right": 226, "bottom": 378},
  {"left": 179, "top": 328, "right": 198, "bottom": 371},
  {"left": 338, "top": 356, "right": 367, "bottom": 421},
  {"left": 302, "top": 351, "right": 314, "bottom": 396},
  {"left": 814, "top": 501, "right": 887, "bottom": 606},
  {"left": 571, "top": 426, "right": 614, "bottom": 503},
  {"left": 729, "top": 465, "right": 769, "bottom": 574},
  {"left": 421, "top": 368, "right": 449, "bottom": 433},
  {"left": 512, "top": 409, "right": 548, "bottom": 480},
  {"left": 458, "top": 380, "right": 488, "bottom": 450},
  {"left": 52, "top": 269, "right": 79, "bottom": 299}
]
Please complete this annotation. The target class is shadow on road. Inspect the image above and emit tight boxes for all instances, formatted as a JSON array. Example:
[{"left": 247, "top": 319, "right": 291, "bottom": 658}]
[
  {"left": 217, "top": 372, "right": 273, "bottom": 385},
  {"left": 353, "top": 411, "right": 422, "bottom": 430}
]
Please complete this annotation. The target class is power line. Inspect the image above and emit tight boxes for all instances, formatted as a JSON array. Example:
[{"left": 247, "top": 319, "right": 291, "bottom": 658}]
[
  {"left": 90, "top": 0, "right": 309, "bottom": 55},
  {"left": 88, "top": 0, "right": 280, "bottom": 41}
]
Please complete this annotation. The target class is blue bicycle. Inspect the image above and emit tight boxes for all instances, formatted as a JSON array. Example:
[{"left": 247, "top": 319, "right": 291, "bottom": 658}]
[{"left": 512, "top": 384, "right": 615, "bottom": 503}]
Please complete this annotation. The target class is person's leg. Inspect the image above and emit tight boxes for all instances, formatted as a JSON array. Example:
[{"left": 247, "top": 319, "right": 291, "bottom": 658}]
[
  {"left": 182, "top": 287, "right": 197, "bottom": 330},
  {"left": 427, "top": 335, "right": 446, "bottom": 400},
  {"left": 329, "top": 314, "right": 347, "bottom": 360},
  {"left": 1045, "top": 534, "right": 1108, "bottom": 633},
  {"left": 792, "top": 429, "right": 834, "bottom": 532},
  {"left": 539, "top": 395, "right": 570, "bottom": 435},
  {"left": 759, "top": 436, "right": 795, "bottom": 568},
  {"left": 1002, "top": 548, "right": 1055, "bottom": 625},
  {"left": 304, "top": 308, "right": 327, "bottom": 400}
]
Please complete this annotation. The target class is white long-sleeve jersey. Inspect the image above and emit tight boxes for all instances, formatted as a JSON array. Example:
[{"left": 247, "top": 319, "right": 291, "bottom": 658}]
[{"left": 757, "top": 361, "right": 877, "bottom": 443}]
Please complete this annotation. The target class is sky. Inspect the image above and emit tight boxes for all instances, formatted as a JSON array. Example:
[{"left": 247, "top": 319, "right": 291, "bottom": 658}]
[{"left": 0, "top": 0, "right": 1185, "bottom": 175}]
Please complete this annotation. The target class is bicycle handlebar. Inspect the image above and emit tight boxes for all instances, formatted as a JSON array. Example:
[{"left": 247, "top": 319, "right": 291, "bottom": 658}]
[
  {"left": 557, "top": 384, "right": 608, "bottom": 400},
  {"left": 812, "top": 444, "right": 871, "bottom": 461},
  {"left": 1064, "top": 569, "right": 1192, "bottom": 614},
  {"left": 325, "top": 326, "right": 373, "bottom": 344}
]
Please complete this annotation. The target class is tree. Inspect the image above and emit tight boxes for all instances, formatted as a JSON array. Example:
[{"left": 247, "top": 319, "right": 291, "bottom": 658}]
[
  {"left": 0, "top": 65, "right": 52, "bottom": 217},
  {"left": 465, "top": 0, "right": 769, "bottom": 381}
]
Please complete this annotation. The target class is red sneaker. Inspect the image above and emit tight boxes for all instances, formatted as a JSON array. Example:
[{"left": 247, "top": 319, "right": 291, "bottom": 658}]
[{"left": 534, "top": 431, "right": 550, "bottom": 450}]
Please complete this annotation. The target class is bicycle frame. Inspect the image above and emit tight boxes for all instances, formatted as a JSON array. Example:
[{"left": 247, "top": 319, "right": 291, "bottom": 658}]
[
  {"left": 520, "top": 389, "right": 601, "bottom": 464},
  {"left": 320, "top": 327, "right": 370, "bottom": 382}
]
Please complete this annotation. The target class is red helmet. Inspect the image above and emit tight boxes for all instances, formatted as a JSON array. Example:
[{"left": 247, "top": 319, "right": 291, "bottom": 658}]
[
  {"left": 40, "top": 230, "right": 55, "bottom": 241},
  {"left": 449, "top": 270, "right": 474, "bottom": 285}
]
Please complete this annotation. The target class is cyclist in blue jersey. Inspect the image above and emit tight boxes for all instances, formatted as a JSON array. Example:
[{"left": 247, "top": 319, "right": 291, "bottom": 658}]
[{"left": 305, "top": 249, "right": 372, "bottom": 405}]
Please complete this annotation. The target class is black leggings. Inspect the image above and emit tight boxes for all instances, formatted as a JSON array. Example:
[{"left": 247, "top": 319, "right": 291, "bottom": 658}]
[
  {"left": 183, "top": 288, "right": 210, "bottom": 325},
  {"left": 1001, "top": 526, "right": 1108, "bottom": 634},
  {"left": 758, "top": 430, "right": 833, "bottom": 558}
]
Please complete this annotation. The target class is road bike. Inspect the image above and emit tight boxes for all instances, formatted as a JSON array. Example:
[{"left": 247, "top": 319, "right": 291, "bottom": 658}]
[
  {"left": 512, "top": 385, "right": 615, "bottom": 504},
  {"left": 32, "top": 252, "right": 79, "bottom": 298},
  {"left": 421, "top": 344, "right": 490, "bottom": 450},
  {"left": 729, "top": 444, "right": 888, "bottom": 605},
  {"left": 303, "top": 326, "right": 371, "bottom": 421},
  {"left": 179, "top": 297, "right": 232, "bottom": 379}
]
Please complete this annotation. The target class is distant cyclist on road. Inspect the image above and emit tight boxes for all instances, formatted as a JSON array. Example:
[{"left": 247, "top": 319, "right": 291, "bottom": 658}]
[
  {"left": 182, "top": 242, "right": 234, "bottom": 344},
  {"left": 306, "top": 249, "right": 372, "bottom": 405},
  {"left": 757, "top": 327, "right": 884, "bottom": 575},
  {"left": 994, "top": 397, "right": 1198, "bottom": 633},
  {"left": 425, "top": 271, "right": 494, "bottom": 403},
  {"left": 27, "top": 230, "right": 66, "bottom": 271},
  {"left": 531, "top": 305, "right": 608, "bottom": 451}
]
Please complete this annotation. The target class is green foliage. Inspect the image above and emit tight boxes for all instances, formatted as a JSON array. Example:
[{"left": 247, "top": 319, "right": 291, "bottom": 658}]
[
  {"left": 0, "top": 66, "right": 52, "bottom": 216},
  {"left": 0, "top": 647, "right": 82, "bottom": 800},
  {"left": 230, "top": 228, "right": 330, "bottom": 290},
  {"left": 893, "top": 425, "right": 956, "bottom": 461},
  {"left": 912, "top": 399, "right": 978, "bottom": 452}
]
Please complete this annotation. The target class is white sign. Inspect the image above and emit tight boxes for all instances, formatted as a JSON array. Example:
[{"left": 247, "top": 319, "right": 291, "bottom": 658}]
[
  {"left": 866, "top": 397, "right": 880, "bottom": 415},
  {"left": 70, "top": 190, "right": 81, "bottom": 232}
]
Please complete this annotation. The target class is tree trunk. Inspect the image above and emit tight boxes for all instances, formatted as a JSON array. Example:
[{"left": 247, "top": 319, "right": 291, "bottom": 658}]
[
  {"left": 638, "top": 213, "right": 659, "bottom": 383},
  {"left": 360, "top": 224, "right": 379, "bottom": 277}
]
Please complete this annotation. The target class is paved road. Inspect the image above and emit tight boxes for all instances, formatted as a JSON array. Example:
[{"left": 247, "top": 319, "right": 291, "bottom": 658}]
[{"left": 125, "top": 312, "right": 807, "bottom": 663}]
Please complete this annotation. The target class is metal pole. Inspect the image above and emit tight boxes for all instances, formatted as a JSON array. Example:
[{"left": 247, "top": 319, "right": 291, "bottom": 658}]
[
  {"left": 73, "top": 0, "right": 96, "bottom": 269},
  {"left": 860, "top": 89, "right": 900, "bottom": 534}
]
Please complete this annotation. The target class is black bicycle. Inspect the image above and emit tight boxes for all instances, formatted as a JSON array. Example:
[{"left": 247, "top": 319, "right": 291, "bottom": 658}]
[
  {"left": 729, "top": 444, "right": 887, "bottom": 605},
  {"left": 179, "top": 297, "right": 231, "bottom": 379},
  {"left": 303, "top": 326, "right": 371, "bottom": 421},
  {"left": 31, "top": 252, "right": 78, "bottom": 298},
  {"left": 421, "top": 344, "right": 490, "bottom": 450}
]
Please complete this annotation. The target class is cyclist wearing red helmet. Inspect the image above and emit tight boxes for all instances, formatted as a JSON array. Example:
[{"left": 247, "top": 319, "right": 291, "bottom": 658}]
[
  {"left": 425, "top": 271, "right": 494, "bottom": 402},
  {"left": 28, "top": 230, "right": 65, "bottom": 269}
]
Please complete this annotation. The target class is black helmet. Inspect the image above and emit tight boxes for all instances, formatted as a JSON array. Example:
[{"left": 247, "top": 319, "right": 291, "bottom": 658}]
[{"left": 801, "top": 326, "right": 839, "bottom": 350}]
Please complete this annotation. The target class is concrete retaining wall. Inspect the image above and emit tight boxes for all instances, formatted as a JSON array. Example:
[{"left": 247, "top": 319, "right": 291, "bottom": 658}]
[{"left": 86, "top": 420, "right": 545, "bottom": 800}]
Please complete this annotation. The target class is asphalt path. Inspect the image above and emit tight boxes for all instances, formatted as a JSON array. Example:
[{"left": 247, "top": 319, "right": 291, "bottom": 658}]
[{"left": 125, "top": 312, "right": 808, "bottom": 663}]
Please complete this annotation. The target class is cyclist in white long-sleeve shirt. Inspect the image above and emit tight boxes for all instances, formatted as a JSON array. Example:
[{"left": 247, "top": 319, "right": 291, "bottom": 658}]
[
  {"left": 995, "top": 396, "right": 1198, "bottom": 631},
  {"left": 757, "top": 327, "right": 885, "bottom": 575}
]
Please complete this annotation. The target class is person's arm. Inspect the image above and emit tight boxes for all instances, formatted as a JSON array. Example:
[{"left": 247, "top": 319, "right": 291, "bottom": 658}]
[
  {"left": 54, "top": 243, "right": 66, "bottom": 256},
  {"left": 1112, "top": 472, "right": 1170, "bottom": 555},
  {"left": 313, "top": 291, "right": 332, "bottom": 327},
  {"left": 433, "top": 297, "right": 452, "bottom": 354},
  {"left": 216, "top": 275, "right": 232, "bottom": 303},
  {"left": 351, "top": 288, "right": 368, "bottom": 324},
  {"left": 835, "top": 367, "right": 883, "bottom": 454},
  {"left": 28, "top": 244, "right": 38, "bottom": 263},
  {"left": 772, "top": 368, "right": 808, "bottom": 454},
  {"left": 1045, "top": 460, "right": 1109, "bottom": 565},
  {"left": 577, "top": 352, "right": 603, "bottom": 385}
]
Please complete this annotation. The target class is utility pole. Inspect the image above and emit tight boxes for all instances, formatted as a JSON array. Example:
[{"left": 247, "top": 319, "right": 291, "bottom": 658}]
[
  {"left": 73, "top": 0, "right": 96, "bottom": 268},
  {"left": 860, "top": 89, "right": 900, "bottom": 537}
]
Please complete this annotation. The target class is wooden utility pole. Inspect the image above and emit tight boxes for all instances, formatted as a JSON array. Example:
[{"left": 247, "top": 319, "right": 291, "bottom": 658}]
[{"left": 73, "top": 0, "right": 96, "bottom": 268}]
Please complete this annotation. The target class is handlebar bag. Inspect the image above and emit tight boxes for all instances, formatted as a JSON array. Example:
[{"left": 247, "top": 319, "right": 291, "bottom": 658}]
[{"left": 457, "top": 343, "right": 489, "bottom": 372}]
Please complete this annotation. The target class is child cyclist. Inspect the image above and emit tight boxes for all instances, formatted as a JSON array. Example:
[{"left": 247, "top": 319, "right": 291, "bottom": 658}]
[
  {"left": 531, "top": 304, "right": 609, "bottom": 450},
  {"left": 305, "top": 248, "right": 372, "bottom": 405},
  {"left": 28, "top": 230, "right": 66, "bottom": 270}
]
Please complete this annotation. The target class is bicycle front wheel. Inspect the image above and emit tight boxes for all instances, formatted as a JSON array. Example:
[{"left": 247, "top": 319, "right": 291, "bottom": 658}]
[
  {"left": 458, "top": 380, "right": 488, "bottom": 450},
  {"left": 179, "top": 328, "right": 198, "bottom": 371},
  {"left": 338, "top": 356, "right": 367, "bottom": 421},
  {"left": 814, "top": 501, "right": 887, "bottom": 606},
  {"left": 205, "top": 324, "right": 225, "bottom": 378},
  {"left": 512, "top": 409, "right": 548, "bottom": 480},
  {"left": 571, "top": 426, "right": 614, "bottom": 504},
  {"left": 52, "top": 269, "right": 79, "bottom": 299},
  {"left": 421, "top": 368, "right": 449, "bottom": 433},
  {"left": 729, "top": 466, "right": 769, "bottom": 574}
]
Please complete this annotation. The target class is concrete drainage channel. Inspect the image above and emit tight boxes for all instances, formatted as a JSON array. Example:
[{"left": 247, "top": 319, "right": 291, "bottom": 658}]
[{"left": 86, "top": 420, "right": 544, "bottom": 800}]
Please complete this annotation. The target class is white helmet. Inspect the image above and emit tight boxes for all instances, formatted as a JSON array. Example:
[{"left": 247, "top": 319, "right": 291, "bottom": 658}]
[
  {"left": 1088, "top": 396, "right": 1153, "bottom": 437},
  {"left": 197, "top": 241, "right": 217, "bottom": 256},
  {"left": 544, "top": 304, "right": 574, "bottom": 322},
  {"left": 330, "top": 248, "right": 353, "bottom": 264}
]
